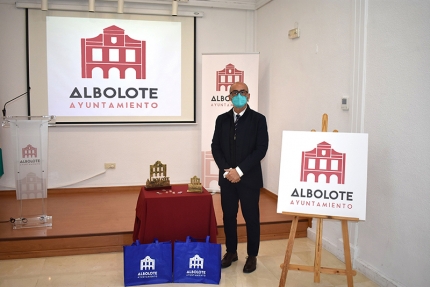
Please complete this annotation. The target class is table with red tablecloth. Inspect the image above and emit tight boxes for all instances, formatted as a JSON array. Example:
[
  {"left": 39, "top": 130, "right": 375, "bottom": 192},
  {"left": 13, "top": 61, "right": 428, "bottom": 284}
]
[{"left": 132, "top": 184, "right": 218, "bottom": 243}]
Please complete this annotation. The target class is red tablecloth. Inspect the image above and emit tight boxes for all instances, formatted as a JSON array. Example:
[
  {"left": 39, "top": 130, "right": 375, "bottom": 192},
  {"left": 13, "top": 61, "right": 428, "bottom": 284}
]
[{"left": 132, "top": 184, "right": 218, "bottom": 243}]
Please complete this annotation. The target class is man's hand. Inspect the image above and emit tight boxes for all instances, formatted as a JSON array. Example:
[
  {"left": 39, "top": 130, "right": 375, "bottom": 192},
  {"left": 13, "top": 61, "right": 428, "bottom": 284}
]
[{"left": 224, "top": 168, "right": 241, "bottom": 183}]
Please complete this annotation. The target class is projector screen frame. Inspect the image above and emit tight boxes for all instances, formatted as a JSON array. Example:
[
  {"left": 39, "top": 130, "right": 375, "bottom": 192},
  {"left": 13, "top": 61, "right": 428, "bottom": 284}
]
[{"left": 27, "top": 9, "right": 197, "bottom": 126}]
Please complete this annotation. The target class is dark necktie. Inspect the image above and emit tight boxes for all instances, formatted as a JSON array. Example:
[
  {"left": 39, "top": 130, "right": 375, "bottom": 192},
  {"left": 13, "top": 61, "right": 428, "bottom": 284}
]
[{"left": 234, "top": 114, "right": 240, "bottom": 140}]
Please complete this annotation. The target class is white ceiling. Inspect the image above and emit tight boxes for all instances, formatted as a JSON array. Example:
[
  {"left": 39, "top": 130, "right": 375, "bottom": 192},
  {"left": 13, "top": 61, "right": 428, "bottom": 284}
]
[
  {"left": 14, "top": 0, "right": 272, "bottom": 11},
  {"left": 112, "top": 0, "right": 265, "bottom": 10}
]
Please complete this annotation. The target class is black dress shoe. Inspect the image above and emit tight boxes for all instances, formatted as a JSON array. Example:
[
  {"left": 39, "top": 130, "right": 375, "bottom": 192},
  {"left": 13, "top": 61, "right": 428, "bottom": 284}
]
[
  {"left": 243, "top": 256, "right": 257, "bottom": 273},
  {"left": 221, "top": 252, "right": 238, "bottom": 268}
]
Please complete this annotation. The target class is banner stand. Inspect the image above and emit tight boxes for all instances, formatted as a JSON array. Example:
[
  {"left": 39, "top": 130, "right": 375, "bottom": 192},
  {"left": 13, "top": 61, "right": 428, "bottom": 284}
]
[
  {"left": 278, "top": 114, "right": 359, "bottom": 287},
  {"left": 201, "top": 53, "right": 260, "bottom": 193},
  {"left": 3, "top": 115, "right": 55, "bottom": 229}
]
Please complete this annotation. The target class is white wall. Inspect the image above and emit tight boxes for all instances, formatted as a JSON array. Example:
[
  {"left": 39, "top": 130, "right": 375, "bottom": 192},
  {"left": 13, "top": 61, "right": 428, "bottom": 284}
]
[
  {"left": 359, "top": 1, "right": 430, "bottom": 286},
  {"left": 257, "top": 0, "right": 430, "bottom": 286},
  {"left": 0, "top": 1, "right": 255, "bottom": 189}
]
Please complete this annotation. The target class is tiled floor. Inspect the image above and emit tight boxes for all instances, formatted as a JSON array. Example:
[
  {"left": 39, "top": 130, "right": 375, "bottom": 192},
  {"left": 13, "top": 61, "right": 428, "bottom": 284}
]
[{"left": 0, "top": 238, "right": 379, "bottom": 287}]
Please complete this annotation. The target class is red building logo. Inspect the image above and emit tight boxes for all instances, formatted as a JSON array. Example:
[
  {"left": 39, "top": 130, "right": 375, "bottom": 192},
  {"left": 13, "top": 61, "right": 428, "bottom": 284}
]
[
  {"left": 81, "top": 25, "right": 146, "bottom": 79},
  {"left": 300, "top": 141, "right": 346, "bottom": 184},
  {"left": 18, "top": 173, "right": 45, "bottom": 199},
  {"left": 216, "top": 63, "right": 244, "bottom": 91},
  {"left": 22, "top": 144, "right": 37, "bottom": 158}
]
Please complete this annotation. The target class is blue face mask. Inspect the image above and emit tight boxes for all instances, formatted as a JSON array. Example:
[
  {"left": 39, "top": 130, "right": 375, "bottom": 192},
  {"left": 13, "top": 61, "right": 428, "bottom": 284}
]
[{"left": 231, "top": 94, "right": 248, "bottom": 108}]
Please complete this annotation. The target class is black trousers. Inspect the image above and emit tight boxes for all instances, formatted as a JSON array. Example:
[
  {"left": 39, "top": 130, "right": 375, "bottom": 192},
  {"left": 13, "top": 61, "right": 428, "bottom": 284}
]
[{"left": 220, "top": 182, "right": 260, "bottom": 256}]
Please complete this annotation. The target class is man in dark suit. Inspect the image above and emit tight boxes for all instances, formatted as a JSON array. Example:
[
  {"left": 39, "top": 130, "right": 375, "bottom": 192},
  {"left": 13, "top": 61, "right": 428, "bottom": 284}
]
[{"left": 211, "top": 82, "right": 269, "bottom": 273}]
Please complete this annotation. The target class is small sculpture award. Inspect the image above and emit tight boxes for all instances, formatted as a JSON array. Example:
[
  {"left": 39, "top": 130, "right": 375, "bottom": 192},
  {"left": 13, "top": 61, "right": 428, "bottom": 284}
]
[
  {"left": 144, "top": 161, "right": 171, "bottom": 190},
  {"left": 187, "top": 176, "right": 202, "bottom": 193}
]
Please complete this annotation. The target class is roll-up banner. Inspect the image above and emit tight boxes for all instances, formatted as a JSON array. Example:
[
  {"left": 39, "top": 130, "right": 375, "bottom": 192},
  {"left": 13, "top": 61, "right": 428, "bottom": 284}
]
[{"left": 201, "top": 53, "right": 259, "bottom": 192}]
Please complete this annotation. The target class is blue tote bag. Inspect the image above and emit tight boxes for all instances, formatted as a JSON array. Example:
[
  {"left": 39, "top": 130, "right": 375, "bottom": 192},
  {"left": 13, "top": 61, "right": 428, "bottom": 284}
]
[
  {"left": 173, "top": 236, "right": 221, "bottom": 284},
  {"left": 123, "top": 239, "right": 172, "bottom": 286}
]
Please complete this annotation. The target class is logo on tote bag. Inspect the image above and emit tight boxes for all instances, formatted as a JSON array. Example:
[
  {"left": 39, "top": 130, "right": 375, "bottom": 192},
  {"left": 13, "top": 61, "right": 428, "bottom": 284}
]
[
  {"left": 138, "top": 256, "right": 158, "bottom": 278},
  {"left": 186, "top": 255, "right": 206, "bottom": 277}
]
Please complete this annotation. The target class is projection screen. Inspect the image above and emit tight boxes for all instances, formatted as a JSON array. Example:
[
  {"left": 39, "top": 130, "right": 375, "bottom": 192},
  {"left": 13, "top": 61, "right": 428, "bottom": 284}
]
[{"left": 28, "top": 9, "right": 196, "bottom": 125}]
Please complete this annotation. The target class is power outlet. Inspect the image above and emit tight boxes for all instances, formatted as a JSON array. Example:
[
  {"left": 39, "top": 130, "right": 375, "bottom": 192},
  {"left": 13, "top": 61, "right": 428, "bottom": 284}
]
[{"left": 104, "top": 163, "right": 116, "bottom": 169}]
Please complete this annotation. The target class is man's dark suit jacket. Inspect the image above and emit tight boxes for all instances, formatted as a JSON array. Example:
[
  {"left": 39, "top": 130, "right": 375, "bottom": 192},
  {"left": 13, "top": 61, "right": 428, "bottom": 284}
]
[{"left": 211, "top": 106, "right": 269, "bottom": 189}]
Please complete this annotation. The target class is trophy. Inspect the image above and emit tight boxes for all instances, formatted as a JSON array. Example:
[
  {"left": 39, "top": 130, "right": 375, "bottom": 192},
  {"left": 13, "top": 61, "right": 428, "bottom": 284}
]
[
  {"left": 144, "top": 161, "right": 171, "bottom": 190},
  {"left": 187, "top": 176, "right": 202, "bottom": 193}
]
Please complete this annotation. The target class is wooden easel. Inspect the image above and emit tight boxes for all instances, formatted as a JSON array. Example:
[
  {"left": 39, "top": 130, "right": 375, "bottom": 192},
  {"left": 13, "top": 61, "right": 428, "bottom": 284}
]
[
  {"left": 278, "top": 213, "right": 358, "bottom": 287},
  {"left": 278, "top": 114, "right": 358, "bottom": 287}
]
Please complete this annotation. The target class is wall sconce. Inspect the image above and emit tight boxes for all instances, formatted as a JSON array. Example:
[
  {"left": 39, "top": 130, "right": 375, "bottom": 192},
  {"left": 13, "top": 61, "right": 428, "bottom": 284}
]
[
  {"left": 89, "top": 0, "right": 95, "bottom": 12},
  {"left": 41, "top": 0, "right": 48, "bottom": 10},
  {"left": 117, "top": 0, "right": 124, "bottom": 13},
  {"left": 172, "top": 0, "right": 178, "bottom": 16}
]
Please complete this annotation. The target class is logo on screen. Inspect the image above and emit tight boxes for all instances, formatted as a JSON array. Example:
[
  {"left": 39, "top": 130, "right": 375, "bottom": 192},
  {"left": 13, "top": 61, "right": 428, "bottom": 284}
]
[
  {"left": 300, "top": 141, "right": 346, "bottom": 184},
  {"left": 216, "top": 63, "right": 244, "bottom": 92},
  {"left": 81, "top": 25, "right": 146, "bottom": 79}
]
